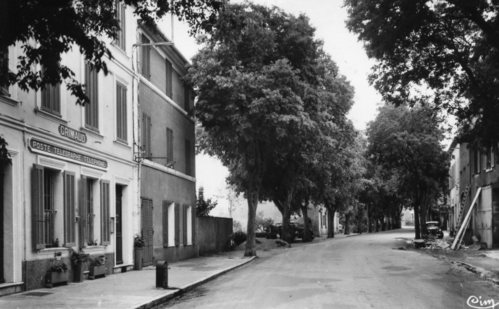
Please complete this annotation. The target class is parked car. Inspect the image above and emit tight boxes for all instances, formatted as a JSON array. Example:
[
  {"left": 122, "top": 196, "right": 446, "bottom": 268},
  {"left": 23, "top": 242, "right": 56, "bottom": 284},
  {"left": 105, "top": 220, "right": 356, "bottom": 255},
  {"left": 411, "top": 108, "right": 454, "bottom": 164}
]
[
  {"left": 422, "top": 221, "right": 444, "bottom": 239},
  {"left": 266, "top": 220, "right": 314, "bottom": 242}
]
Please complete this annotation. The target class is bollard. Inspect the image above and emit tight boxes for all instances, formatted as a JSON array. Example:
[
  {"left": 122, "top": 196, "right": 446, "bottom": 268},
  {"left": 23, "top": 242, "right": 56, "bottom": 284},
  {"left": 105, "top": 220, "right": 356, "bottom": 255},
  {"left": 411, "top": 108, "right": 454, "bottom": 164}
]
[{"left": 156, "top": 261, "right": 168, "bottom": 288}]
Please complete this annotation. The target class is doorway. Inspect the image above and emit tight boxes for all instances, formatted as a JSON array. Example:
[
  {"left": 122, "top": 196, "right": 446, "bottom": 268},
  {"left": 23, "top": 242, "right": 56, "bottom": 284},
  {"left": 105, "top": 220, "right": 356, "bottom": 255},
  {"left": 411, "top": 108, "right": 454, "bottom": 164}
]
[{"left": 115, "top": 185, "right": 123, "bottom": 265}]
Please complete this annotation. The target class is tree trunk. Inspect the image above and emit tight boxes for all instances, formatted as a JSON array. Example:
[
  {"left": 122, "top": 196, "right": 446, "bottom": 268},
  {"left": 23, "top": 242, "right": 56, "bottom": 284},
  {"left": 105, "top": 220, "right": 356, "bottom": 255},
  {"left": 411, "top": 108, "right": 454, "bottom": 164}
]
[
  {"left": 344, "top": 213, "right": 350, "bottom": 234},
  {"left": 414, "top": 204, "right": 421, "bottom": 239},
  {"left": 244, "top": 190, "right": 258, "bottom": 257},
  {"left": 301, "top": 204, "right": 312, "bottom": 242},
  {"left": 327, "top": 207, "right": 335, "bottom": 238},
  {"left": 280, "top": 189, "right": 294, "bottom": 243}
]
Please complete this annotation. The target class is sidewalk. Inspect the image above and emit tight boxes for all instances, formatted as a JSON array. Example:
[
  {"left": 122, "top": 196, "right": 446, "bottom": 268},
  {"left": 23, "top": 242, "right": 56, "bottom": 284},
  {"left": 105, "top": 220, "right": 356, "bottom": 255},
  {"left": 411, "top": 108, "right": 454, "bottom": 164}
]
[{"left": 0, "top": 251, "right": 256, "bottom": 309}]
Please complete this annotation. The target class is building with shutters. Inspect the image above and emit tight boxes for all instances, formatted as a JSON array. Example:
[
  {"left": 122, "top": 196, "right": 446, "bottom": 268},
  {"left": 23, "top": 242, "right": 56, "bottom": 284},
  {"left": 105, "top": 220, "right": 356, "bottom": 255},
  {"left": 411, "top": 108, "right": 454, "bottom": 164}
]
[
  {"left": 0, "top": 2, "right": 141, "bottom": 293},
  {"left": 136, "top": 23, "right": 197, "bottom": 265}
]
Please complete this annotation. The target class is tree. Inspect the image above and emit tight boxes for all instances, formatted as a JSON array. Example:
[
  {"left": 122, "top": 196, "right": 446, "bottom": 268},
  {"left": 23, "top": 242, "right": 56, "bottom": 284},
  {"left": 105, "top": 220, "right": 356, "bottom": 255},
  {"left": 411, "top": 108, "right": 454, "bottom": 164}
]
[
  {"left": 196, "top": 187, "right": 218, "bottom": 217},
  {"left": 345, "top": 0, "right": 499, "bottom": 146},
  {"left": 366, "top": 105, "right": 449, "bottom": 239},
  {"left": 0, "top": 0, "right": 223, "bottom": 105}
]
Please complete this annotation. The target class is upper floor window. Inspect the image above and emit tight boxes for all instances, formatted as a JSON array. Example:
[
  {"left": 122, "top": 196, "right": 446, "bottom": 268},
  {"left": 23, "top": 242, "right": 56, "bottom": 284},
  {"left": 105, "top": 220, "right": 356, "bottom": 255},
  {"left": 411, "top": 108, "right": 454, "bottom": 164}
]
[
  {"left": 115, "top": 1, "right": 126, "bottom": 51},
  {"left": 185, "top": 139, "right": 192, "bottom": 176},
  {"left": 0, "top": 47, "right": 8, "bottom": 96},
  {"left": 184, "top": 86, "right": 191, "bottom": 112},
  {"left": 85, "top": 63, "right": 99, "bottom": 130},
  {"left": 474, "top": 148, "right": 481, "bottom": 174},
  {"left": 116, "top": 82, "right": 127, "bottom": 141},
  {"left": 140, "top": 34, "right": 151, "bottom": 79},
  {"left": 41, "top": 83, "right": 61, "bottom": 115}
]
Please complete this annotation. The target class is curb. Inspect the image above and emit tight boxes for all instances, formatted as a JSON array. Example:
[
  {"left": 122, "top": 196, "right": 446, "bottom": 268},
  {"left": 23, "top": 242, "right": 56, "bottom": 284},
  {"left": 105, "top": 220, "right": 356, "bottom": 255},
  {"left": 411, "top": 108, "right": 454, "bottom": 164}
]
[
  {"left": 452, "top": 260, "right": 499, "bottom": 286},
  {"left": 134, "top": 256, "right": 257, "bottom": 309}
]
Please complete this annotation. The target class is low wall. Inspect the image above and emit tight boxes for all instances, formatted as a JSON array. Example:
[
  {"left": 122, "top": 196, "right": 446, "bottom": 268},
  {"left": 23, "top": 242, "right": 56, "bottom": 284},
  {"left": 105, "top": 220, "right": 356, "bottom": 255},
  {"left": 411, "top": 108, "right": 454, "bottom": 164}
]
[{"left": 196, "top": 216, "right": 233, "bottom": 255}]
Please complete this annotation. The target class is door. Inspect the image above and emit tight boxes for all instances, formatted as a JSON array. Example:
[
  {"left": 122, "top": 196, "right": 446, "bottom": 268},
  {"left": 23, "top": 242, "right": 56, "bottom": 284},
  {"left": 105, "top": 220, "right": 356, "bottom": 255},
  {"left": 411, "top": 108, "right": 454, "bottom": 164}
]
[
  {"left": 492, "top": 188, "right": 499, "bottom": 248},
  {"left": 115, "top": 186, "right": 123, "bottom": 265},
  {"left": 141, "top": 198, "right": 154, "bottom": 266}
]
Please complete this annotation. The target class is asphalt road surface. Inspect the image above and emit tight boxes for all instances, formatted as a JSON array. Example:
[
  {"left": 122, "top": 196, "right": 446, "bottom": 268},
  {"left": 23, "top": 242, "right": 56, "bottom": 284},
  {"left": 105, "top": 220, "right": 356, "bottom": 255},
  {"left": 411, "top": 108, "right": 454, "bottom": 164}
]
[{"left": 162, "top": 229, "right": 499, "bottom": 309}]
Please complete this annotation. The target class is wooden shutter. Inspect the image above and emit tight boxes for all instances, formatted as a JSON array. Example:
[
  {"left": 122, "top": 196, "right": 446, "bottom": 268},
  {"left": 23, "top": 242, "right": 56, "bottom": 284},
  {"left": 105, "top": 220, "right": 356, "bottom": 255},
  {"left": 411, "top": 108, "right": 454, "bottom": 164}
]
[
  {"left": 162, "top": 201, "right": 171, "bottom": 248},
  {"left": 183, "top": 205, "right": 188, "bottom": 246},
  {"left": 191, "top": 204, "right": 195, "bottom": 245},
  {"left": 85, "top": 63, "right": 98, "bottom": 129},
  {"left": 183, "top": 86, "right": 190, "bottom": 111},
  {"left": 78, "top": 176, "right": 88, "bottom": 248},
  {"left": 185, "top": 139, "right": 191, "bottom": 176},
  {"left": 63, "top": 171, "right": 76, "bottom": 246},
  {"left": 166, "top": 128, "right": 173, "bottom": 164},
  {"left": 100, "top": 180, "right": 110, "bottom": 245},
  {"left": 165, "top": 60, "right": 172, "bottom": 98},
  {"left": 142, "top": 113, "right": 151, "bottom": 158},
  {"left": 116, "top": 83, "right": 127, "bottom": 141},
  {"left": 31, "top": 164, "right": 46, "bottom": 250},
  {"left": 174, "top": 203, "right": 180, "bottom": 246},
  {"left": 141, "top": 35, "right": 150, "bottom": 78}
]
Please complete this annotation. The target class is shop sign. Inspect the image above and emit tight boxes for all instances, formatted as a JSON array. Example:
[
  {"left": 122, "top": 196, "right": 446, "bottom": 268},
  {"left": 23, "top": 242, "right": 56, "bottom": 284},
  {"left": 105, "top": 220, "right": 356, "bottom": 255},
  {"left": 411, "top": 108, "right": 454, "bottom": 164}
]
[
  {"left": 29, "top": 138, "right": 107, "bottom": 169},
  {"left": 58, "top": 124, "right": 87, "bottom": 143}
]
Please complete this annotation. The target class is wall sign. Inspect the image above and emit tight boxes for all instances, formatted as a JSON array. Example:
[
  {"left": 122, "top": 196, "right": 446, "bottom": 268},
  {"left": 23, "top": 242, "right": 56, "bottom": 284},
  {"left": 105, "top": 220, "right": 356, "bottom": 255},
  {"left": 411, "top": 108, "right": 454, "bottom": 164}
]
[
  {"left": 58, "top": 124, "right": 87, "bottom": 143},
  {"left": 29, "top": 138, "right": 107, "bottom": 169}
]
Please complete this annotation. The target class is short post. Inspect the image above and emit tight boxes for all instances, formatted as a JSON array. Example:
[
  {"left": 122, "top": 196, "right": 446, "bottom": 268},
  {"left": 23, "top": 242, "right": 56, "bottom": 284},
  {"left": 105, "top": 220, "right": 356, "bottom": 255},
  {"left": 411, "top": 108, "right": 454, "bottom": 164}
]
[{"left": 156, "top": 261, "right": 168, "bottom": 288}]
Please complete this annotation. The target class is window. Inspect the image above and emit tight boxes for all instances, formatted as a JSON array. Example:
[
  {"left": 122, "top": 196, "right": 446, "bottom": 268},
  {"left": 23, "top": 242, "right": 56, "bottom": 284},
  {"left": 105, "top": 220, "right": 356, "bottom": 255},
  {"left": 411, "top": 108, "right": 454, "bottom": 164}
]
[
  {"left": 474, "top": 148, "right": 480, "bottom": 174},
  {"left": 32, "top": 165, "right": 67, "bottom": 250},
  {"left": 162, "top": 201, "right": 173, "bottom": 247},
  {"left": 140, "top": 34, "right": 150, "bottom": 79},
  {"left": 116, "top": 82, "right": 127, "bottom": 141},
  {"left": 142, "top": 113, "right": 152, "bottom": 159},
  {"left": 0, "top": 47, "right": 8, "bottom": 96},
  {"left": 185, "top": 139, "right": 192, "bottom": 176},
  {"left": 184, "top": 205, "right": 192, "bottom": 245},
  {"left": 486, "top": 146, "right": 493, "bottom": 170},
  {"left": 85, "top": 63, "right": 99, "bottom": 130},
  {"left": 166, "top": 128, "right": 174, "bottom": 166},
  {"left": 184, "top": 86, "right": 190, "bottom": 112},
  {"left": 115, "top": 1, "right": 126, "bottom": 50},
  {"left": 41, "top": 83, "right": 61, "bottom": 115},
  {"left": 100, "top": 180, "right": 110, "bottom": 245},
  {"left": 165, "top": 60, "right": 172, "bottom": 98},
  {"left": 174, "top": 203, "right": 180, "bottom": 246}
]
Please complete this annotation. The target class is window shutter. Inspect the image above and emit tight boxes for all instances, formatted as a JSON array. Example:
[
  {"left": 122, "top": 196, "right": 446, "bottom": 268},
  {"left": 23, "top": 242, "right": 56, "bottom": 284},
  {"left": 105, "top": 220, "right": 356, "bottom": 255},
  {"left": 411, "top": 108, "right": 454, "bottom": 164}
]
[
  {"left": 162, "top": 201, "right": 171, "bottom": 248},
  {"left": 174, "top": 203, "right": 180, "bottom": 246},
  {"left": 120, "top": 3, "right": 126, "bottom": 49},
  {"left": 191, "top": 204, "right": 195, "bottom": 245},
  {"left": 185, "top": 139, "right": 191, "bottom": 176},
  {"left": 183, "top": 86, "right": 190, "bottom": 111},
  {"left": 141, "top": 35, "right": 150, "bottom": 78},
  {"left": 165, "top": 60, "right": 172, "bottom": 98},
  {"left": 78, "top": 176, "right": 88, "bottom": 248},
  {"left": 63, "top": 171, "right": 76, "bottom": 246},
  {"left": 31, "top": 164, "right": 46, "bottom": 250},
  {"left": 166, "top": 128, "right": 173, "bottom": 164},
  {"left": 100, "top": 180, "right": 110, "bottom": 245},
  {"left": 183, "top": 205, "right": 188, "bottom": 246}
]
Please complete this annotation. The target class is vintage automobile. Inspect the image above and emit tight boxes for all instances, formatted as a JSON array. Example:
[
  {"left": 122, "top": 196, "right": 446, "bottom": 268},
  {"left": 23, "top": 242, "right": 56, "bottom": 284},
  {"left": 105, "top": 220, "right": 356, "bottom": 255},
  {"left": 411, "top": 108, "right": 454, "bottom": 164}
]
[
  {"left": 266, "top": 220, "right": 314, "bottom": 242},
  {"left": 422, "top": 221, "right": 444, "bottom": 239}
]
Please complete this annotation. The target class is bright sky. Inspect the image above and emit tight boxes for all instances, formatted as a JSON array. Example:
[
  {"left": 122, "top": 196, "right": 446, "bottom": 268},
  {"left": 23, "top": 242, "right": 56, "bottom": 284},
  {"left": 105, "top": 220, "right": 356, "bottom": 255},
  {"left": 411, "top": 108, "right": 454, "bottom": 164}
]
[{"left": 164, "top": 0, "right": 382, "bottom": 212}]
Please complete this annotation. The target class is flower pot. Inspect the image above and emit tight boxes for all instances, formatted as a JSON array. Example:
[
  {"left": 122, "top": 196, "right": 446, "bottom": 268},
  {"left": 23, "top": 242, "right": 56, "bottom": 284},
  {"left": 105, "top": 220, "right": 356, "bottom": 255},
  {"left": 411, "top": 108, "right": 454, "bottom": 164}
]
[
  {"left": 72, "top": 263, "right": 84, "bottom": 282},
  {"left": 134, "top": 247, "right": 143, "bottom": 270},
  {"left": 89, "top": 264, "right": 106, "bottom": 279},
  {"left": 45, "top": 271, "right": 68, "bottom": 288}
]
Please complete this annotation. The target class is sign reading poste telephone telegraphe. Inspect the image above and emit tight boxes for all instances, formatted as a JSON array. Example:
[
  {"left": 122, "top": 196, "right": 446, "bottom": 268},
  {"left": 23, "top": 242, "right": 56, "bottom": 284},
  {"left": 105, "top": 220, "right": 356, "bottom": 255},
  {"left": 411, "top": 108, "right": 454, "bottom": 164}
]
[{"left": 29, "top": 138, "right": 108, "bottom": 169}]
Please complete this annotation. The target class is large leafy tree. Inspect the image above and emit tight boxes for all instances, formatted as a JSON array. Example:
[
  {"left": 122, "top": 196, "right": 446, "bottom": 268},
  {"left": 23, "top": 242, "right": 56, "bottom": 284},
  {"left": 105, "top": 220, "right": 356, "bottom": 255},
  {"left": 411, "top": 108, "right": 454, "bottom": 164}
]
[
  {"left": 366, "top": 105, "right": 449, "bottom": 239},
  {"left": 345, "top": 0, "right": 499, "bottom": 145},
  {"left": 0, "top": 0, "right": 223, "bottom": 105}
]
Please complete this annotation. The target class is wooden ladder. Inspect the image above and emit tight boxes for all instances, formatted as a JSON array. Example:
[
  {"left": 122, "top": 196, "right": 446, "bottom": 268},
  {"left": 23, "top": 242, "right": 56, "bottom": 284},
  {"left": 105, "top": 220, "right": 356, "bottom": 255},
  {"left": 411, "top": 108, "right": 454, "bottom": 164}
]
[
  {"left": 455, "top": 186, "right": 470, "bottom": 229},
  {"left": 451, "top": 187, "right": 481, "bottom": 250}
]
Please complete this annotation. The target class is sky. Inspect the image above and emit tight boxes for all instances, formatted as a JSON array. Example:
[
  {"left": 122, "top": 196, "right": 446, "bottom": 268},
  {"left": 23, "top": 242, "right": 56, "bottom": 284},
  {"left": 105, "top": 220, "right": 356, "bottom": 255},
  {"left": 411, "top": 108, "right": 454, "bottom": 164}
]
[{"left": 163, "top": 0, "right": 382, "bottom": 220}]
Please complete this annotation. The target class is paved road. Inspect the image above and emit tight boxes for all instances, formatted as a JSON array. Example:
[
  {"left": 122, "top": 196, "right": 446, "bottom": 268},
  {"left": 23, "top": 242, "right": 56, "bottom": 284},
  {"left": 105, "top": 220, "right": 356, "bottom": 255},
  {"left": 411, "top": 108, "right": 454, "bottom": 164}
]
[{"left": 162, "top": 229, "right": 499, "bottom": 309}]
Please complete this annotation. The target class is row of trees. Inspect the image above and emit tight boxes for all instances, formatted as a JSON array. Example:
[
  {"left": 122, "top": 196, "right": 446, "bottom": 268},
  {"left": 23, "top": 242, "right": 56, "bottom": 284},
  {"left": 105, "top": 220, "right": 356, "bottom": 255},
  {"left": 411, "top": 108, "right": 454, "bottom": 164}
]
[{"left": 189, "top": 3, "right": 360, "bottom": 256}]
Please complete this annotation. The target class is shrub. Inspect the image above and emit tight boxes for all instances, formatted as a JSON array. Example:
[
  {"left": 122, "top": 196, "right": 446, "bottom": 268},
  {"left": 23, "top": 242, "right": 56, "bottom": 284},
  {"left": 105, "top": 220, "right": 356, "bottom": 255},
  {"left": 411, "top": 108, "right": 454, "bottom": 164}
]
[{"left": 233, "top": 231, "right": 247, "bottom": 247}]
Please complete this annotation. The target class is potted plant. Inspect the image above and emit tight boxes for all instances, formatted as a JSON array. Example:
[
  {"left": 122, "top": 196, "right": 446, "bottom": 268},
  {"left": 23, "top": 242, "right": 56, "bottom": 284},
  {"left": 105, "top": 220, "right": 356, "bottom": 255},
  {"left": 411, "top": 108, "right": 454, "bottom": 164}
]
[
  {"left": 45, "top": 259, "right": 69, "bottom": 288},
  {"left": 88, "top": 255, "right": 106, "bottom": 279},
  {"left": 70, "top": 250, "right": 89, "bottom": 283},
  {"left": 134, "top": 235, "right": 145, "bottom": 270}
]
